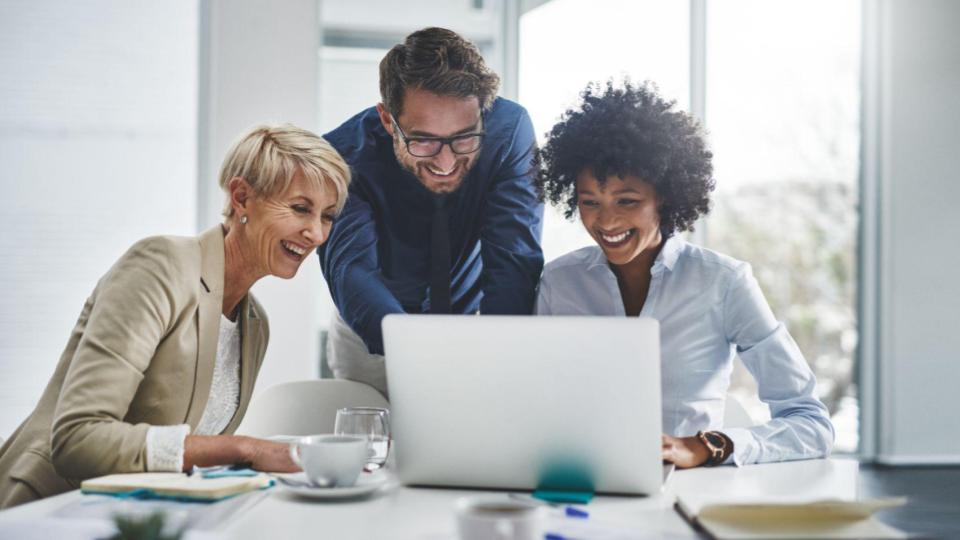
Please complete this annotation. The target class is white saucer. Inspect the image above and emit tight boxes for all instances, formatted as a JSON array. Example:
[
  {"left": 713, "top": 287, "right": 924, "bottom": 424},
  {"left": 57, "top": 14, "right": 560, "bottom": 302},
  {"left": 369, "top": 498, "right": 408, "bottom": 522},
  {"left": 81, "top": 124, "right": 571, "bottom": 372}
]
[
  {"left": 274, "top": 471, "right": 392, "bottom": 500},
  {"left": 266, "top": 434, "right": 304, "bottom": 443}
]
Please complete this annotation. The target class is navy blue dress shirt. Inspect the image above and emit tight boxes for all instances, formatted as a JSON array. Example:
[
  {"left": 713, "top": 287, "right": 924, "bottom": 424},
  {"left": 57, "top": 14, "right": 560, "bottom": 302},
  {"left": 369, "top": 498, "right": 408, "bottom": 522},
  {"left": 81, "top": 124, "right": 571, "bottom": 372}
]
[{"left": 319, "top": 98, "right": 544, "bottom": 355}]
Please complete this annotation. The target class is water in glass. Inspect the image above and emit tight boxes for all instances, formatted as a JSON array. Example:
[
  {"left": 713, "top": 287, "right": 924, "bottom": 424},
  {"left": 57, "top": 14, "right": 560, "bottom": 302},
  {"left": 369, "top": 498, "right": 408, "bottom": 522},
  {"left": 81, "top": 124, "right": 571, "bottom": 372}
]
[{"left": 334, "top": 407, "right": 390, "bottom": 470}]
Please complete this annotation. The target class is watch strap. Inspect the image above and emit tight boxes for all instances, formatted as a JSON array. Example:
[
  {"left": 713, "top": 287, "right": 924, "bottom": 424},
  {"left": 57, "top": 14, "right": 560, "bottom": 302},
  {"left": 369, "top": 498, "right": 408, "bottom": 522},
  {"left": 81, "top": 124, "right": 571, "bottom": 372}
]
[{"left": 697, "top": 430, "right": 733, "bottom": 466}]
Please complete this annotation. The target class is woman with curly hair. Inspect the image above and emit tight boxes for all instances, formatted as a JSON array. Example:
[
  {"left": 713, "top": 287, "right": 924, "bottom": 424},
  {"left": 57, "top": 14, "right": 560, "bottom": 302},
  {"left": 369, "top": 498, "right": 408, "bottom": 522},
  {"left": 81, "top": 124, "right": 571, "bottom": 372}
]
[{"left": 535, "top": 81, "right": 833, "bottom": 468}]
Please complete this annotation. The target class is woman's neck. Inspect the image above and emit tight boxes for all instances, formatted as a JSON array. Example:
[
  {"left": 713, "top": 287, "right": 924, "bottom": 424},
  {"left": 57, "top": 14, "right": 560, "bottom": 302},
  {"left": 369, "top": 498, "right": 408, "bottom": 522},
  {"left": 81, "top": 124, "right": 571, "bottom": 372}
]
[
  {"left": 221, "top": 224, "right": 264, "bottom": 320},
  {"left": 610, "top": 237, "right": 665, "bottom": 316}
]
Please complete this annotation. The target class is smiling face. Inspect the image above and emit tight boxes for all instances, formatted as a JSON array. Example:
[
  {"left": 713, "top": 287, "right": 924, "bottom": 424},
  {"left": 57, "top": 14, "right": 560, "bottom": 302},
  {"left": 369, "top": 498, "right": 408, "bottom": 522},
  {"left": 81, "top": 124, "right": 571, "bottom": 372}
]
[
  {"left": 378, "top": 88, "right": 483, "bottom": 194},
  {"left": 577, "top": 170, "right": 663, "bottom": 267},
  {"left": 238, "top": 171, "right": 338, "bottom": 280}
]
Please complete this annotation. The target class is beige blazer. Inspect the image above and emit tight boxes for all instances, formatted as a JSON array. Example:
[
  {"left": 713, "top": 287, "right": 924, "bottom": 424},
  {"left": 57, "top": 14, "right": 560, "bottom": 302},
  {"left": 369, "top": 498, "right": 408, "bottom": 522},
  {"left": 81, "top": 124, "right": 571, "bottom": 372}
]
[{"left": 0, "top": 226, "right": 269, "bottom": 508}]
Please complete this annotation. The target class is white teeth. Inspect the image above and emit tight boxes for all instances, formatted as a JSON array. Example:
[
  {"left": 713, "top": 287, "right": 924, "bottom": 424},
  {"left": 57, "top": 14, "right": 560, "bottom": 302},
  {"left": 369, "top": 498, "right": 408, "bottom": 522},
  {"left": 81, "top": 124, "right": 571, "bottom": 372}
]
[
  {"left": 427, "top": 166, "right": 454, "bottom": 177},
  {"left": 601, "top": 230, "right": 632, "bottom": 244},
  {"left": 282, "top": 241, "right": 306, "bottom": 255}
]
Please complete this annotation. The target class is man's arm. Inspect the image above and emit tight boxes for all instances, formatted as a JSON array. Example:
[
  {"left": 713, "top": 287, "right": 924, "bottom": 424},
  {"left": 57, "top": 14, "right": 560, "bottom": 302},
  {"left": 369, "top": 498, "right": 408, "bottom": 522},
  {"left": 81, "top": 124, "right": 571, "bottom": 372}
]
[
  {"left": 319, "top": 186, "right": 404, "bottom": 355},
  {"left": 479, "top": 109, "right": 544, "bottom": 315}
]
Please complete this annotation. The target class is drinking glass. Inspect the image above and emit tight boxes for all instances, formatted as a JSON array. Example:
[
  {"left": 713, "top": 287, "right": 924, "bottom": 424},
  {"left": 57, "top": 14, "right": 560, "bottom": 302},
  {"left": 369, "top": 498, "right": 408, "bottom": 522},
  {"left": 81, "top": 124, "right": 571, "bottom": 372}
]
[{"left": 333, "top": 407, "right": 391, "bottom": 470}]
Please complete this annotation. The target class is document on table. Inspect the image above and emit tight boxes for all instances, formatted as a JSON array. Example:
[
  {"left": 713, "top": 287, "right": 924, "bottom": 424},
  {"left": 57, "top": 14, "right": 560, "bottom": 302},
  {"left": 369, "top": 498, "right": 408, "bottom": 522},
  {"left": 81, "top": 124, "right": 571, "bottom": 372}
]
[
  {"left": 0, "top": 517, "right": 224, "bottom": 540},
  {"left": 0, "top": 489, "right": 268, "bottom": 540},
  {"left": 674, "top": 494, "right": 908, "bottom": 539},
  {"left": 544, "top": 515, "right": 693, "bottom": 540},
  {"left": 50, "top": 488, "right": 270, "bottom": 531},
  {"left": 80, "top": 471, "right": 272, "bottom": 501}
]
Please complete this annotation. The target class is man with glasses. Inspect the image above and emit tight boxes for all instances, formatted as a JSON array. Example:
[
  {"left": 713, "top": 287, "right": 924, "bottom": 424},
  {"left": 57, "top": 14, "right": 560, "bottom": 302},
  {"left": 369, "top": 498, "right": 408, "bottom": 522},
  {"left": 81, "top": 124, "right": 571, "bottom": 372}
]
[{"left": 319, "top": 27, "right": 544, "bottom": 394}]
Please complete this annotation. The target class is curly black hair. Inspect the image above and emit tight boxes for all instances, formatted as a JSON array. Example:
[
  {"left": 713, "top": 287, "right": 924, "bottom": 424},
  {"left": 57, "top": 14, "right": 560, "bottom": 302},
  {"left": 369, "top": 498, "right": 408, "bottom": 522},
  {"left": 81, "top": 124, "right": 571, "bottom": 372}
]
[{"left": 536, "top": 80, "right": 715, "bottom": 236}]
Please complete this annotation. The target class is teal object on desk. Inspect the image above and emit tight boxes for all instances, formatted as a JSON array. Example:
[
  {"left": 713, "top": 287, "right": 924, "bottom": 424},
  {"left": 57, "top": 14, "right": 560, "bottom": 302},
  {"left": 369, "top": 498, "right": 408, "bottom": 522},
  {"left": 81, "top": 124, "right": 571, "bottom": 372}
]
[
  {"left": 532, "top": 489, "right": 594, "bottom": 504},
  {"left": 199, "top": 467, "right": 259, "bottom": 478},
  {"left": 534, "top": 458, "right": 595, "bottom": 504},
  {"left": 83, "top": 480, "right": 275, "bottom": 503}
]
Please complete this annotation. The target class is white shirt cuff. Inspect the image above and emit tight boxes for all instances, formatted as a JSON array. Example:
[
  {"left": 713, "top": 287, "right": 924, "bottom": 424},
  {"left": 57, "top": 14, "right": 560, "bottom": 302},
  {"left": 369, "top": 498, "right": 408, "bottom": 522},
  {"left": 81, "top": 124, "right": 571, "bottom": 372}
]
[
  {"left": 723, "top": 427, "right": 756, "bottom": 466},
  {"left": 146, "top": 424, "right": 191, "bottom": 472}
]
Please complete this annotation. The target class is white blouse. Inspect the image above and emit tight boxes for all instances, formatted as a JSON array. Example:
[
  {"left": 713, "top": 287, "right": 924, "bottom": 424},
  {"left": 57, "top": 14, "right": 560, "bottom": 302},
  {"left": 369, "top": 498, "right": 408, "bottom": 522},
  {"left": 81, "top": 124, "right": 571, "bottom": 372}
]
[
  {"left": 536, "top": 236, "right": 834, "bottom": 465},
  {"left": 145, "top": 313, "right": 241, "bottom": 471}
]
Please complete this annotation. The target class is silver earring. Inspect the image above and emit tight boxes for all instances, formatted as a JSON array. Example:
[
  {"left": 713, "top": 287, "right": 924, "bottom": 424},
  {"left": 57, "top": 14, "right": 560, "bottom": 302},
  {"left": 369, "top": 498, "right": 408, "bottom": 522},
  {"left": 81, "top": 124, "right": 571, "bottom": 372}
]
[{"left": 240, "top": 215, "right": 248, "bottom": 225}]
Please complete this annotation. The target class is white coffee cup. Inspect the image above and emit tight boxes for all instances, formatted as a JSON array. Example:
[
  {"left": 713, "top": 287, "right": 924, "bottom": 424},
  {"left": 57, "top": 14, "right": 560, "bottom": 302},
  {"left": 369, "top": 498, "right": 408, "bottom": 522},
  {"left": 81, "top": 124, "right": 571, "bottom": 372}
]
[
  {"left": 288, "top": 434, "right": 367, "bottom": 488},
  {"left": 454, "top": 496, "right": 546, "bottom": 540}
]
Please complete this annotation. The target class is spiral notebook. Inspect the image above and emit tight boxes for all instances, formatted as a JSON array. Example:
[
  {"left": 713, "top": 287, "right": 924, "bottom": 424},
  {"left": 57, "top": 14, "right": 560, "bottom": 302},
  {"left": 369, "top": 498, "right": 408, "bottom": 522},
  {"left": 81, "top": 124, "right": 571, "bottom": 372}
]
[{"left": 80, "top": 472, "right": 273, "bottom": 502}]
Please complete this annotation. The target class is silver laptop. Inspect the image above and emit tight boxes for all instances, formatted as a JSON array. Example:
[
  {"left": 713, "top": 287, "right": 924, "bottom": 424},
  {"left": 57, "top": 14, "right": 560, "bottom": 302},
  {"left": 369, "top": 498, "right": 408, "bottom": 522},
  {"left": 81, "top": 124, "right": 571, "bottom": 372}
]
[{"left": 382, "top": 314, "right": 668, "bottom": 495}]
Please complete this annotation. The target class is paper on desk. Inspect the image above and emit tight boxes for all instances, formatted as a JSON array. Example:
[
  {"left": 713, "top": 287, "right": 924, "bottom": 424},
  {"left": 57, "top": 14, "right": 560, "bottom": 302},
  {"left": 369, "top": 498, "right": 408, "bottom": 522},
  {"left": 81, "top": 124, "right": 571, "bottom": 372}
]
[
  {"left": 416, "top": 515, "right": 689, "bottom": 540},
  {"left": 675, "top": 495, "right": 908, "bottom": 540},
  {"left": 697, "top": 498, "right": 906, "bottom": 522},
  {"left": 544, "top": 514, "right": 691, "bottom": 540},
  {"left": 0, "top": 517, "right": 224, "bottom": 540},
  {"left": 51, "top": 489, "right": 270, "bottom": 532}
]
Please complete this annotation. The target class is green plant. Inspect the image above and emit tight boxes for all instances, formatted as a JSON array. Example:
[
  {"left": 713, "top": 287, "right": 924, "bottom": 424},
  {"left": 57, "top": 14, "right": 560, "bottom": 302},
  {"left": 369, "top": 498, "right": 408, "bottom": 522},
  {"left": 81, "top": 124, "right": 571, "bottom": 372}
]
[{"left": 106, "top": 511, "right": 184, "bottom": 540}]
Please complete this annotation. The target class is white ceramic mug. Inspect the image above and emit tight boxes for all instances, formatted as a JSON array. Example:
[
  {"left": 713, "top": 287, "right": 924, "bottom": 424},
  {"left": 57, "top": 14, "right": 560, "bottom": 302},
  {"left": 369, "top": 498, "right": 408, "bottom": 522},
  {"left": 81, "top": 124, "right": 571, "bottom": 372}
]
[
  {"left": 288, "top": 434, "right": 367, "bottom": 488},
  {"left": 454, "top": 496, "right": 546, "bottom": 540}
]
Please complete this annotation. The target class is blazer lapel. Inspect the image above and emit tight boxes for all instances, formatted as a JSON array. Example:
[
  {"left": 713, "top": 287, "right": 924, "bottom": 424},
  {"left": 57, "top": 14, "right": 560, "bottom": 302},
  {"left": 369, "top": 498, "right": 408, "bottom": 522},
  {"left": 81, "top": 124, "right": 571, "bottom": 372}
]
[
  {"left": 224, "top": 295, "right": 263, "bottom": 433},
  {"left": 184, "top": 226, "right": 226, "bottom": 428}
]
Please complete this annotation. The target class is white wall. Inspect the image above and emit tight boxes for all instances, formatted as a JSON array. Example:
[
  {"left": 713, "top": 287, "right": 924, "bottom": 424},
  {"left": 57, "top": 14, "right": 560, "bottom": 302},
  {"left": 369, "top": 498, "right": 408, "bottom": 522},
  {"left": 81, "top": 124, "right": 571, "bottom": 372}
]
[
  {"left": 0, "top": 0, "right": 198, "bottom": 438},
  {"left": 314, "top": 1, "right": 515, "bottom": 335},
  {"left": 198, "top": 0, "right": 323, "bottom": 395},
  {"left": 321, "top": 0, "right": 506, "bottom": 78},
  {"left": 866, "top": 0, "right": 960, "bottom": 463}
]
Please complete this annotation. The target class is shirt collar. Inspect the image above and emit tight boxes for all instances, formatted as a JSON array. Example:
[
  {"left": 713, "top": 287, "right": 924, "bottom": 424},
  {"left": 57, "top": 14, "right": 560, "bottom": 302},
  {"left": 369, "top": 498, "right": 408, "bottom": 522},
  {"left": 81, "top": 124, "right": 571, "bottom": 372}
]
[
  {"left": 584, "top": 245, "right": 610, "bottom": 270},
  {"left": 654, "top": 234, "right": 684, "bottom": 273},
  {"left": 583, "top": 233, "right": 685, "bottom": 273}
]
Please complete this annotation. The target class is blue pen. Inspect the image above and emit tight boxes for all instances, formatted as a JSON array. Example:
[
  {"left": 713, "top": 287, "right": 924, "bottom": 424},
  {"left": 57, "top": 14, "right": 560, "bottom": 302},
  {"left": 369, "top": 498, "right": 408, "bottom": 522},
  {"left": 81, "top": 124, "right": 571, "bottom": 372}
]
[
  {"left": 560, "top": 505, "right": 589, "bottom": 518},
  {"left": 508, "top": 493, "right": 590, "bottom": 519}
]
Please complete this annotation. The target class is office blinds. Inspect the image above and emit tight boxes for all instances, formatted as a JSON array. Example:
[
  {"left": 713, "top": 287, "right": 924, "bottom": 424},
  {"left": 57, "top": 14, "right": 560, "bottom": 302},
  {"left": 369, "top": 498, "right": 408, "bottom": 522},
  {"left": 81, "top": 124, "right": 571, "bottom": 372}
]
[{"left": 0, "top": 0, "right": 198, "bottom": 438}]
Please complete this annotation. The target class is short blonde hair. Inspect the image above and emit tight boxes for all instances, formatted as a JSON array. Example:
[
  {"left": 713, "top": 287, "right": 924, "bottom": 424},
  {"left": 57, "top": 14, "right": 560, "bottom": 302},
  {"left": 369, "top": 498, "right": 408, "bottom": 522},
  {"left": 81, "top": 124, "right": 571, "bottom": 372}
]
[{"left": 219, "top": 124, "right": 351, "bottom": 217}]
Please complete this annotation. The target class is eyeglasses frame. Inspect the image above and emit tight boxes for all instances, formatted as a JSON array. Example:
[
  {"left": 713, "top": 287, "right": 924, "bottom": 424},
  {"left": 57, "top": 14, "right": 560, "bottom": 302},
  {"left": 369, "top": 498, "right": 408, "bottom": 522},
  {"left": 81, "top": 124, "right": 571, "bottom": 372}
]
[{"left": 389, "top": 112, "right": 486, "bottom": 158}]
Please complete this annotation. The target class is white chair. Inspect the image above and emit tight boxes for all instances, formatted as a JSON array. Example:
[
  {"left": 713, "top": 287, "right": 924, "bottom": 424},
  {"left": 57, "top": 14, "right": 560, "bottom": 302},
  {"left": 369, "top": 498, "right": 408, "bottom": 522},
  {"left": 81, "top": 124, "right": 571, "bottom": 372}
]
[
  {"left": 236, "top": 379, "right": 388, "bottom": 438},
  {"left": 723, "top": 394, "right": 760, "bottom": 429}
]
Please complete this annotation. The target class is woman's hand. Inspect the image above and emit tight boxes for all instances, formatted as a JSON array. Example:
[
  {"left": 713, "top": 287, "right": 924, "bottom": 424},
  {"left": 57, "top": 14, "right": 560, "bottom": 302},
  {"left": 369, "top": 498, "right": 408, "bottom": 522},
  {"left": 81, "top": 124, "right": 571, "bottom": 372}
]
[
  {"left": 661, "top": 434, "right": 710, "bottom": 469},
  {"left": 243, "top": 438, "right": 300, "bottom": 473},
  {"left": 183, "top": 435, "right": 300, "bottom": 473}
]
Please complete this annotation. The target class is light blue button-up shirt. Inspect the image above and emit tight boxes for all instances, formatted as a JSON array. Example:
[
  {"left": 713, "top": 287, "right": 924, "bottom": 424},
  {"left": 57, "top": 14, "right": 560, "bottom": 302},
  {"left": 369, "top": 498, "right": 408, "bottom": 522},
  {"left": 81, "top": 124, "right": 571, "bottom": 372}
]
[{"left": 535, "top": 236, "right": 834, "bottom": 465}]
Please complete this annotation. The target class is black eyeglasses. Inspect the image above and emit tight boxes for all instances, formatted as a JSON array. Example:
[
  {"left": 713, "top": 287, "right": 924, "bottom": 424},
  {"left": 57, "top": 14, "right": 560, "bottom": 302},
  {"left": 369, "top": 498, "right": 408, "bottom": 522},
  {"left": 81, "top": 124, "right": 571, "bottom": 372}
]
[{"left": 390, "top": 113, "right": 485, "bottom": 158}]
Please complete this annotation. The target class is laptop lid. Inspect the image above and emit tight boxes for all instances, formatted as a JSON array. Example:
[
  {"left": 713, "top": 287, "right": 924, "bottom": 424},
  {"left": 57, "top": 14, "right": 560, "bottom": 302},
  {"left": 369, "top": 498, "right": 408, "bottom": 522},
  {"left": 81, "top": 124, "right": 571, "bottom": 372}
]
[{"left": 383, "top": 315, "right": 663, "bottom": 495}]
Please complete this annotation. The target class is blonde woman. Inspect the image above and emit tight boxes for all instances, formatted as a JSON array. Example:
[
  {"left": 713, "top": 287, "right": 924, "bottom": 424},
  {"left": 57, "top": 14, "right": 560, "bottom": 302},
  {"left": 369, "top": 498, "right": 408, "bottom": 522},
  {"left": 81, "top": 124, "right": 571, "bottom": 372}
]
[{"left": 0, "top": 124, "right": 350, "bottom": 508}]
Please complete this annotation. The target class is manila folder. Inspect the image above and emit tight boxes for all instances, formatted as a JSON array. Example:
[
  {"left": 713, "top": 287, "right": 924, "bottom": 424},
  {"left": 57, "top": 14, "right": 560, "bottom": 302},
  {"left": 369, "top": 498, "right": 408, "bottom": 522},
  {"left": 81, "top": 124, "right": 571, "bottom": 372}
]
[{"left": 674, "top": 496, "right": 908, "bottom": 539}]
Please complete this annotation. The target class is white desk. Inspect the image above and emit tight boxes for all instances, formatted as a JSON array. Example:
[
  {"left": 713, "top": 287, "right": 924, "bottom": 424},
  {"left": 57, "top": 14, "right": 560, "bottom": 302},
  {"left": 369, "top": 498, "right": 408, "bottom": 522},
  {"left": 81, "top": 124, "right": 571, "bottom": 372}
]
[{"left": 0, "top": 459, "right": 859, "bottom": 539}]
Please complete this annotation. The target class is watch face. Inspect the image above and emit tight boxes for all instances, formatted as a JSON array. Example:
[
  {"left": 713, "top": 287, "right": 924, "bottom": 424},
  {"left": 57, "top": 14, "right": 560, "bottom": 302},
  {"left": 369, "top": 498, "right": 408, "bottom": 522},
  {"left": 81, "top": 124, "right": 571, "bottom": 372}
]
[{"left": 704, "top": 431, "right": 725, "bottom": 449}]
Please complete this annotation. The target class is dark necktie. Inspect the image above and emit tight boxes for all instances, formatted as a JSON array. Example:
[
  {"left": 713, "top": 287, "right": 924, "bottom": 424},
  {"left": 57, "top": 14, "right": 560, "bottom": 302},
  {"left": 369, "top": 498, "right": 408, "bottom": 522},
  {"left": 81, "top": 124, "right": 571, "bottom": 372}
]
[{"left": 430, "top": 195, "right": 451, "bottom": 314}]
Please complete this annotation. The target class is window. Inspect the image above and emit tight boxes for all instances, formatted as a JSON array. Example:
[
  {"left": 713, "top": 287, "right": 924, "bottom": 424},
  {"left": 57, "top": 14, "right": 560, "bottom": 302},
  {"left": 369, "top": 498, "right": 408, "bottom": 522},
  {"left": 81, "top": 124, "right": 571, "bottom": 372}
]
[
  {"left": 521, "top": 0, "right": 861, "bottom": 453},
  {"left": 704, "top": 0, "right": 861, "bottom": 452},
  {"left": 520, "top": 0, "right": 690, "bottom": 263},
  {"left": 0, "top": 2, "right": 198, "bottom": 438}
]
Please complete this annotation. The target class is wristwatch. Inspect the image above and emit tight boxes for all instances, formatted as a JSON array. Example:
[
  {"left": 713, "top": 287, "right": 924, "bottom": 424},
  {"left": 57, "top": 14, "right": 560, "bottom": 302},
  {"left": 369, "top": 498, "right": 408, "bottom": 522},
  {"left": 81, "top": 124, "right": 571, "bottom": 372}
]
[{"left": 697, "top": 430, "right": 733, "bottom": 466}]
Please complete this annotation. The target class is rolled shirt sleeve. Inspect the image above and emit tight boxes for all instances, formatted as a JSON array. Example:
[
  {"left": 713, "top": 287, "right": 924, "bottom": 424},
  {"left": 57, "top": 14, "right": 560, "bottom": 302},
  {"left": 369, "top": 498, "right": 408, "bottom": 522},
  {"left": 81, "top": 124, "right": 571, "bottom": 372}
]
[{"left": 722, "top": 263, "right": 835, "bottom": 465}]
